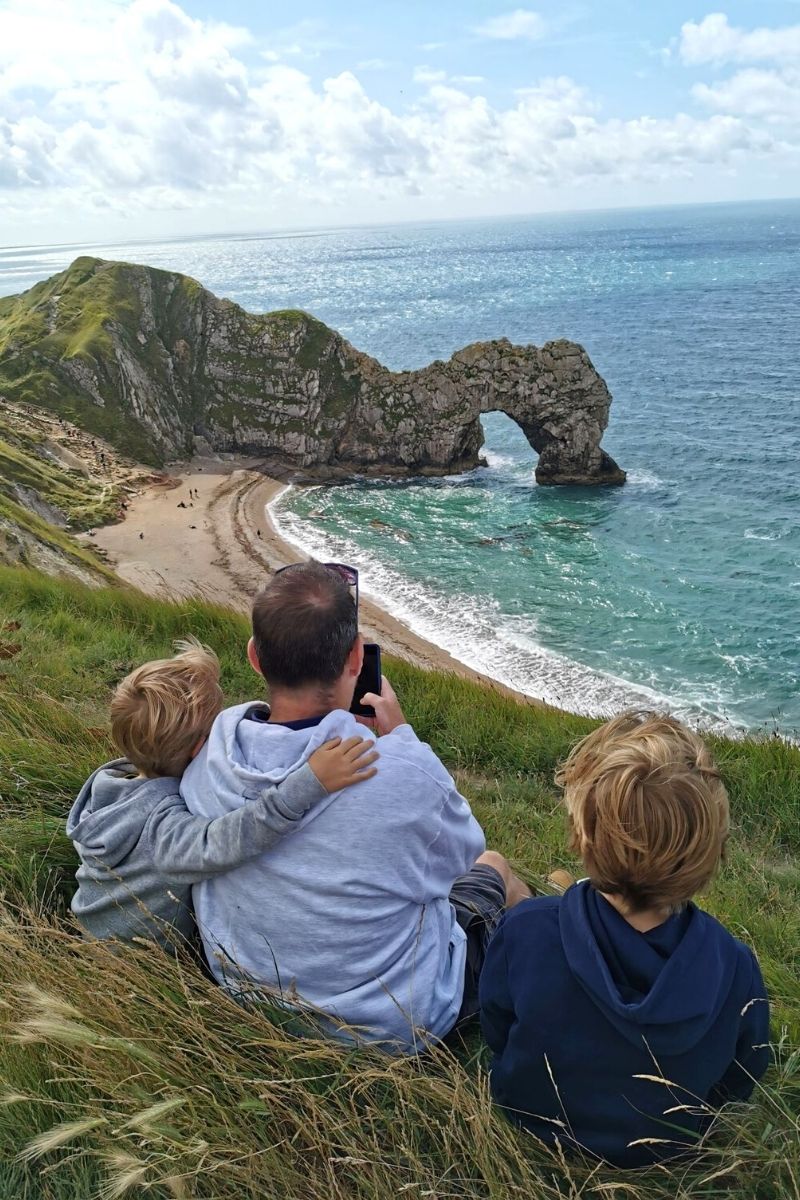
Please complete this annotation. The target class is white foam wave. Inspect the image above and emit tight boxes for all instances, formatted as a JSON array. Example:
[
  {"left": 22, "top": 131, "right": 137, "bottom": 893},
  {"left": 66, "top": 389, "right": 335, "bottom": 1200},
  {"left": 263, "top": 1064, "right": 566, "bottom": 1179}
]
[
  {"left": 482, "top": 450, "right": 516, "bottom": 470},
  {"left": 626, "top": 470, "right": 665, "bottom": 491},
  {"left": 744, "top": 528, "right": 781, "bottom": 541},
  {"left": 268, "top": 489, "right": 736, "bottom": 733}
]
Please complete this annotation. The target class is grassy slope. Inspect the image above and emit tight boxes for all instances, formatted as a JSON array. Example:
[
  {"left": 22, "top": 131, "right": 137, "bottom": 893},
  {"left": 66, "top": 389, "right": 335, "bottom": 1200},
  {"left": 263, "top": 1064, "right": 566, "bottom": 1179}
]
[
  {"left": 0, "top": 409, "right": 120, "bottom": 582},
  {"left": 0, "top": 565, "right": 797, "bottom": 1199},
  {"left": 0, "top": 412, "right": 119, "bottom": 531},
  {"left": 0, "top": 258, "right": 169, "bottom": 465},
  {"left": 0, "top": 492, "right": 118, "bottom": 584}
]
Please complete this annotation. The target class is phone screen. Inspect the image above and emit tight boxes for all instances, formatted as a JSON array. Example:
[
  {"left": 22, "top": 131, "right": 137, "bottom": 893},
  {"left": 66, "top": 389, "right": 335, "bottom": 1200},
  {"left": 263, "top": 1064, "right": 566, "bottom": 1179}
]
[{"left": 350, "top": 643, "right": 381, "bottom": 717}]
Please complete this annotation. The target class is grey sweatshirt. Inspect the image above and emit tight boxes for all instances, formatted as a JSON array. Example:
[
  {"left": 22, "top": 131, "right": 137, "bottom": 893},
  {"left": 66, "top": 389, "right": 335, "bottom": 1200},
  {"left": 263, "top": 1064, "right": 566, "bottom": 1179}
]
[
  {"left": 181, "top": 704, "right": 486, "bottom": 1050},
  {"left": 66, "top": 756, "right": 326, "bottom": 948}
]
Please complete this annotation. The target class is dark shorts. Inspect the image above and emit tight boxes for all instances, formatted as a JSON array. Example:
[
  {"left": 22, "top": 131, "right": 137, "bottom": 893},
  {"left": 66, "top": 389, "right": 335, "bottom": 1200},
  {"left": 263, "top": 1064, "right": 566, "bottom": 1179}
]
[{"left": 450, "top": 863, "right": 507, "bottom": 1023}]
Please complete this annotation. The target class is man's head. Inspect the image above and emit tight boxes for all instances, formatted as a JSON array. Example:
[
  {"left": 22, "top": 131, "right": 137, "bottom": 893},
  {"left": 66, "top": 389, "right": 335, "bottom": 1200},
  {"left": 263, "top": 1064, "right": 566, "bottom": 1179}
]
[
  {"left": 556, "top": 711, "right": 729, "bottom": 913},
  {"left": 110, "top": 638, "right": 223, "bottom": 778},
  {"left": 249, "top": 560, "right": 362, "bottom": 711}
]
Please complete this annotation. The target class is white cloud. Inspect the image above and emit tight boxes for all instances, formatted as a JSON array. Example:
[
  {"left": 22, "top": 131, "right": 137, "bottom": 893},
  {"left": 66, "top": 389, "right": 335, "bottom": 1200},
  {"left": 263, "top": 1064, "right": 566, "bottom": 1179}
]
[
  {"left": 678, "top": 13, "right": 800, "bottom": 129},
  {"left": 0, "top": 0, "right": 794, "bottom": 237},
  {"left": 413, "top": 66, "right": 447, "bottom": 85},
  {"left": 414, "top": 66, "right": 486, "bottom": 88},
  {"left": 473, "top": 9, "right": 547, "bottom": 43},
  {"left": 694, "top": 67, "right": 800, "bottom": 121},
  {"left": 678, "top": 12, "right": 800, "bottom": 66}
]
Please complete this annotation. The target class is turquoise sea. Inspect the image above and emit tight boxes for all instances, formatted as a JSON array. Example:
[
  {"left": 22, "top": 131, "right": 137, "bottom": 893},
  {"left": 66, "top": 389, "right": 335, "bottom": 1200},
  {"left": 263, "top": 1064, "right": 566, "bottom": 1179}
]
[{"left": 2, "top": 200, "right": 799, "bottom": 733}]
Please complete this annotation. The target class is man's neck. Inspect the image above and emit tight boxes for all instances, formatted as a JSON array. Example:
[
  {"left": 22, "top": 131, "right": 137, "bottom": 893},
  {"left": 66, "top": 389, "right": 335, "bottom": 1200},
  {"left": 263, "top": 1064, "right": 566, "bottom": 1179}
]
[{"left": 267, "top": 687, "right": 336, "bottom": 725}]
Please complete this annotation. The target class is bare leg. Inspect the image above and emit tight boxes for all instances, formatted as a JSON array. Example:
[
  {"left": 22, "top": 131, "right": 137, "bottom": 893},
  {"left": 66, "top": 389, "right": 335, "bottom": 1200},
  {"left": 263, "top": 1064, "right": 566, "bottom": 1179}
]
[{"left": 477, "top": 849, "right": 532, "bottom": 908}]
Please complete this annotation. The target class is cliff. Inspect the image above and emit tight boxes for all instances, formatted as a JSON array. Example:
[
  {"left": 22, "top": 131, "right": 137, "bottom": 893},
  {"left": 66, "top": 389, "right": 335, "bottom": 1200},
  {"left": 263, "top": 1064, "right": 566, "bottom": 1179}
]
[
  {"left": 0, "top": 401, "right": 133, "bottom": 584},
  {"left": 0, "top": 257, "right": 625, "bottom": 486}
]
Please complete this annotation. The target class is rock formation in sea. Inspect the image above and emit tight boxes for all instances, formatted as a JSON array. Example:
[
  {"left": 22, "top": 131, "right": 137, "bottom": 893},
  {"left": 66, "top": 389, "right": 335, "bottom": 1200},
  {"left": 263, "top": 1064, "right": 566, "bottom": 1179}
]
[{"left": 0, "top": 257, "right": 625, "bottom": 486}]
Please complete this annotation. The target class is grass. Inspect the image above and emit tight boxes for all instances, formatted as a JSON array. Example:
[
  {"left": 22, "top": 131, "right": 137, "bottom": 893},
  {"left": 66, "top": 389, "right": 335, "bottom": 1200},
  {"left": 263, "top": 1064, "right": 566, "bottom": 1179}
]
[
  {"left": 0, "top": 413, "right": 121, "bottom": 532},
  {"left": 0, "top": 258, "right": 188, "bottom": 465},
  {"left": 0, "top": 563, "right": 797, "bottom": 1198},
  {"left": 0, "top": 494, "right": 117, "bottom": 585}
]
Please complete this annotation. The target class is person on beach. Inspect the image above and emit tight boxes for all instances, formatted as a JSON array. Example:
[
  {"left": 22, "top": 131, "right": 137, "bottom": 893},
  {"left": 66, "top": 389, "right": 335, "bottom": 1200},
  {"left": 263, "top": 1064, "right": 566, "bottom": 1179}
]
[
  {"left": 479, "top": 712, "right": 770, "bottom": 1168},
  {"left": 181, "top": 560, "right": 530, "bottom": 1050},
  {"left": 67, "top": 638, "right": 377, "bottom": 949}
]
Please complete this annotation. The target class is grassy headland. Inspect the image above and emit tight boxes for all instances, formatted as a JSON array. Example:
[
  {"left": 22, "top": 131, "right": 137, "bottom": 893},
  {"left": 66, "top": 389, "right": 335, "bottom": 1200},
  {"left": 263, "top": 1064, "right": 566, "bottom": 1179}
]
[{"left": 0, "top": 565, "right": 797, "bottom": 1199}]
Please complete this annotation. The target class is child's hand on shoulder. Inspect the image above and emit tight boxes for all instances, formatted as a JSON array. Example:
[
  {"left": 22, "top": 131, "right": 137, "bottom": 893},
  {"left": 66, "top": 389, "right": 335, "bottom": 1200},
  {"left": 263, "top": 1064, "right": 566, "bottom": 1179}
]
[{"left": 309, "top": 736, "right": 379, "bottom": 793}]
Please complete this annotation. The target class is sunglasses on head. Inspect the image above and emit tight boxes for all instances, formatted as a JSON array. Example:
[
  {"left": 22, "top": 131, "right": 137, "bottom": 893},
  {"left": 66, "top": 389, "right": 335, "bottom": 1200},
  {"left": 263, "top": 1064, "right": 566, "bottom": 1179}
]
[{"left": 274, "top": 561, "right": 359, "bottom": 609}]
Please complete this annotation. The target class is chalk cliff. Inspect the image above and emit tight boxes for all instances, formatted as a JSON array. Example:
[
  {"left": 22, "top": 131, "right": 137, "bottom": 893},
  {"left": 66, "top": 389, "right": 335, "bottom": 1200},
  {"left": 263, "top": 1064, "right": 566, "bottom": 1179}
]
[{"left": 0, "top": 257, "right": 625, "bottom": 485}]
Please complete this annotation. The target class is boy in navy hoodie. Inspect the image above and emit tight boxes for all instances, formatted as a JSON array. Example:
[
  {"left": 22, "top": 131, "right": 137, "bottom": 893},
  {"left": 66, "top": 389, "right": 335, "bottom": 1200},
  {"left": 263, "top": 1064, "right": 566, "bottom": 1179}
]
[
  {"left": 479, "top": 711, "right": 769, "bottom": 1168},
  {"left": 67, "top": 638, "right": 377, "bottom": 949}
]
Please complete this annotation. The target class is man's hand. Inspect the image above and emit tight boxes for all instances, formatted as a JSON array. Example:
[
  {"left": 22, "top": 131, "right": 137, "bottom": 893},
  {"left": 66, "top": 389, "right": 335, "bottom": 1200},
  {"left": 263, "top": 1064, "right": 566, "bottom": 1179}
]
[
  {"left": 361, "top": 676, "right": 407, "bottom": 736},
  {"left": 308, "top": 736, "right": 379, "bottom": 793}
]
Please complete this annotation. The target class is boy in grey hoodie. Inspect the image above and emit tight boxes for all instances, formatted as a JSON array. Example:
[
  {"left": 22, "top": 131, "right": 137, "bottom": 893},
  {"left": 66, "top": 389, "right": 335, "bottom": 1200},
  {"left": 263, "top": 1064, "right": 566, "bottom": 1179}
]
[{"left": 66, "top": 638, "right": 377, "bottom": 949}]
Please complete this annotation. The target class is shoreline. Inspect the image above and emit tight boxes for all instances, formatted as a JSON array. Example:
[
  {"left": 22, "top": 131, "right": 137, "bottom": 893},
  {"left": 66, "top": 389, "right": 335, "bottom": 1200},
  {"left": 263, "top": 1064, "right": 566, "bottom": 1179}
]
[{"left": 88, "top": 457, "right": 541, "bottom": 706}]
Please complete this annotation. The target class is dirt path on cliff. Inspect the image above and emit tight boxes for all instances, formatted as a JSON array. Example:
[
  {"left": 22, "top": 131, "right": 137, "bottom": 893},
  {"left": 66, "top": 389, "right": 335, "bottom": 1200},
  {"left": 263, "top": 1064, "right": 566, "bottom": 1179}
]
[{"left": 88, "top": 458, "right": 538, "bottom": 702}]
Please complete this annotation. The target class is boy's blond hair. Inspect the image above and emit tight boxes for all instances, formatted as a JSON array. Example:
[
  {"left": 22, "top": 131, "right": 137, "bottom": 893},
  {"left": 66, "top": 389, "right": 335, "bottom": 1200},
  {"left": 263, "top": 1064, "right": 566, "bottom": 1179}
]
[
  {"left": 110, "top": 638, "right": 223, "bottom": 778},
  {"left": 556, "top": 711, "right": 729, "bottom": 913}
]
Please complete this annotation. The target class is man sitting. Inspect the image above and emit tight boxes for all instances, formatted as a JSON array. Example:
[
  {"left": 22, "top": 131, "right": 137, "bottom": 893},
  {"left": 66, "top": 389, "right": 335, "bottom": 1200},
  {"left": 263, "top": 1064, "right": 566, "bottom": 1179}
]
[{"left": 181, "top": 561, "right": 529, "bottom": 1050}]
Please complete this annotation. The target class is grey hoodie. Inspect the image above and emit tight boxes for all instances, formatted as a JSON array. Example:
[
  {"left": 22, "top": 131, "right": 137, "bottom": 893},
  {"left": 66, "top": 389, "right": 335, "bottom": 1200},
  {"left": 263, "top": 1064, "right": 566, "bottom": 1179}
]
[
  {"left": 181, "top": 703, "right": 486, "bottom": 1051},
  {"left": 66, "top": 756, "right": 326, "bottom": 948}
]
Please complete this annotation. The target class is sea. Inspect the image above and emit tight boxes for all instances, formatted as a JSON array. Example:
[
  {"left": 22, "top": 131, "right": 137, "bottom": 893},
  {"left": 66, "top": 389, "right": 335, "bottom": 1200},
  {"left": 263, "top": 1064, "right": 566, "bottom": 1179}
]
[{"left": 2, "top": 200, "right": 798, "bottom": 734}]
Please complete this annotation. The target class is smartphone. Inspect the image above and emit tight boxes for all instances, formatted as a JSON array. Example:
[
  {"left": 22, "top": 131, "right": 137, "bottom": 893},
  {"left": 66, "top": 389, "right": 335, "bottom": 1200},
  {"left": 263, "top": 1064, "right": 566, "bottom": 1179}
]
[{"left": 350, "top": 643, "right": 381, "bottom": 718}]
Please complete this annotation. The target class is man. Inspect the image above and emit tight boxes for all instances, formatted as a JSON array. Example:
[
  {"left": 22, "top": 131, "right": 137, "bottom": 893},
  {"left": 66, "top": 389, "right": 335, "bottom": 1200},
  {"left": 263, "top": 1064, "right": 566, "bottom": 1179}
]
[{"left": 181, "top": 561, "right": 529, "bottom": 1050}]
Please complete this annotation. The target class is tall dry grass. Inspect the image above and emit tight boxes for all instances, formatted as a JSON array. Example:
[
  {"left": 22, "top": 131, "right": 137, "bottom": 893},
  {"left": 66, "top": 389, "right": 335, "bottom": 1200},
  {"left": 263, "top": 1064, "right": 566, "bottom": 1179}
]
[{"left": 0, "top": 565, "right": 797, "bottom": 1198}]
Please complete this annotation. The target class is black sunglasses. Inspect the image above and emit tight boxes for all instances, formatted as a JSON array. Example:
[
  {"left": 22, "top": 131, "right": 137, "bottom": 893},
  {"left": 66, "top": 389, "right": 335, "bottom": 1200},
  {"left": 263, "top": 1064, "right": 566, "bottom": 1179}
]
[{"left": 274, "top": 561, "right": 359, "bottom": 609}]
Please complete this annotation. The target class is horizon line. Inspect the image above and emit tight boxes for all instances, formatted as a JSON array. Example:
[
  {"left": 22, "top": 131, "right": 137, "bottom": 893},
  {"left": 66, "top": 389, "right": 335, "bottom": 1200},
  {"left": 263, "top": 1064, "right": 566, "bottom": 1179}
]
[{"left": 2, "top": 194, "right": 800, "bottom": 255}]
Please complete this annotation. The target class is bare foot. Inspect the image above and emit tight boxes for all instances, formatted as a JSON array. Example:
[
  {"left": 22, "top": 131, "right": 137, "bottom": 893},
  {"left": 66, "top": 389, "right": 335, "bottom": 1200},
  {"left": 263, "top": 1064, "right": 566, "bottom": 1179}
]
[{"left": 547, "top": 869, "right": 576, "bottom": 894}]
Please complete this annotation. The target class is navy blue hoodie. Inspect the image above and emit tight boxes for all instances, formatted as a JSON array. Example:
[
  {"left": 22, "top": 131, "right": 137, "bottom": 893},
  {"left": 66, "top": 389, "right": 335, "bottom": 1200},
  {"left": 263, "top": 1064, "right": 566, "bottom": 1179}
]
[{"left": 479, "top": 882, "right": 769, "bottom": 1168}]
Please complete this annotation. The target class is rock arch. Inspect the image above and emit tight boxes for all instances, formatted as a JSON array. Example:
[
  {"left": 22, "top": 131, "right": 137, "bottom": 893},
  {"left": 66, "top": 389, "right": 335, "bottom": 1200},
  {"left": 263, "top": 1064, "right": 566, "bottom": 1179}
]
[{"left": 0, "top": 258, "right": 626, "bottom": 486}]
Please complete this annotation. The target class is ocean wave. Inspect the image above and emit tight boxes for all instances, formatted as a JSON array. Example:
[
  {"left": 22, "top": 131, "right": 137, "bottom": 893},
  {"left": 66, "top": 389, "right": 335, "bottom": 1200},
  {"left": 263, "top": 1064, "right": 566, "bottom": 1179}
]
[
  {"left": 626, "top": 469, "right": 666, "bottom": 491},
  {"left": 482, "top": 450, "right": 516, "bottom": 470},
  {"left": 744, "top": 527, "right": 782, "bottom": 541},
  {"left": 268, "top": 489, "right": 737, "bottom": 734}
]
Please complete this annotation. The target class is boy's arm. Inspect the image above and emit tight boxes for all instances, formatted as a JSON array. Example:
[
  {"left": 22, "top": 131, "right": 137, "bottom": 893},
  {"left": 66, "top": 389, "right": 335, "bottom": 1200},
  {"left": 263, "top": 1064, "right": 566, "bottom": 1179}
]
[
  {"left": 148, "top": 735, "right": 378, "bottom": 884},
  {"left": 708, "top": 953, "right": 770, "bottom": 1105},
  {"left": 479, "top": 919, "right": 516, "bottom": 1056},
  {"left": 147, "top": 762, "right": 327, "bottom": 884}
]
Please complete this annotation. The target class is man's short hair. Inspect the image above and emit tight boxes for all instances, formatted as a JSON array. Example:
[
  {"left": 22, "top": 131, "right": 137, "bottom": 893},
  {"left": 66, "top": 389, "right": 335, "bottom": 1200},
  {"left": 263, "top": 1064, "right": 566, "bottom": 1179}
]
[
  {"left": 251, "top": 560, "right": 358, "bottom": 690},
  {"left": 556, "top": 711, "right": 729, "bottom": 913},
  {"left": 110, "top": 638, "right": 223, "bottom": 778}
]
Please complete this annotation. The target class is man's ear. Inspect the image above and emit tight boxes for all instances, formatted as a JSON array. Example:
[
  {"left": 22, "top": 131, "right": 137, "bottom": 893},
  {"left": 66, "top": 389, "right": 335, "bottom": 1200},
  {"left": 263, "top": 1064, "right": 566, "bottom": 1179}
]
[
  {"left": 247, "top": 637, "right": 263, "bottom": 677},
  {"left": 347, "top": 633, "right": 364, "bottom": 677}
]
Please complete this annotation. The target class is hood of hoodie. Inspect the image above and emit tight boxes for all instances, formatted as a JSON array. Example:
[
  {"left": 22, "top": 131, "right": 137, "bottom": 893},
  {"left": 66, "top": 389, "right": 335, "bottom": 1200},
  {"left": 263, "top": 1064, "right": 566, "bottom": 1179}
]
[
  {"left": 66, "top": 759, "right": 176, "bottom": 868},
  {"left": 184, "top": 701, "right": 377, "bottom": 819},
  {"left": 559, "top": 882, "right": 739, "bottom": 1056}
]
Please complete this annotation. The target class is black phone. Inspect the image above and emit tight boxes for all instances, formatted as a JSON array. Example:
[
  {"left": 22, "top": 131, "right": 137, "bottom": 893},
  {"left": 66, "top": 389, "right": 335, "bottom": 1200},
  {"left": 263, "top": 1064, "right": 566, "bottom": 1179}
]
[{"left": 350, "top": 643, "right": 381, "bottom": 718}]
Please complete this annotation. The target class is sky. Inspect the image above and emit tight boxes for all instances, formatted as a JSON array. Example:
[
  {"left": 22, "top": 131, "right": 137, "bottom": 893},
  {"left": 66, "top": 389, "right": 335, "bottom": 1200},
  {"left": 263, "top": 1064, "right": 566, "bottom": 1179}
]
[{"left": 4, "top": 1, "right": 800, "bottom": 244}]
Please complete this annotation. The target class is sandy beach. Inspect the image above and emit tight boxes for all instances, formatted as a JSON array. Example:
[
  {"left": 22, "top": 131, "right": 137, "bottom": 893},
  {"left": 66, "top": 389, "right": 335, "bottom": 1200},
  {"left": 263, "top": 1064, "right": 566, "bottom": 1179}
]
[{"left": 88, "top": 457, "right": 535, "bottom": 701}]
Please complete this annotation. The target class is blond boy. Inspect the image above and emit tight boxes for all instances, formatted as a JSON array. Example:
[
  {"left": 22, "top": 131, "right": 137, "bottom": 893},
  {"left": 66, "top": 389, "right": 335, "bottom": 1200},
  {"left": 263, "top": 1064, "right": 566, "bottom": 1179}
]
[
  {"left": 480, "top": 711, "right": 769, "bottom": 1168},
  {"left": 67, "top": 639, "right": 376, "bottom": 948}
]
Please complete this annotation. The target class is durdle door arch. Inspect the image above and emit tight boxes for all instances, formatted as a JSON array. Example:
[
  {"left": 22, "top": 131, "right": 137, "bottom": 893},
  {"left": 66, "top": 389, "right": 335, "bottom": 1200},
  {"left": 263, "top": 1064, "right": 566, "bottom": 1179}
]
[{"left": 0, "top": 258, "right": 625, "bottom": 487}]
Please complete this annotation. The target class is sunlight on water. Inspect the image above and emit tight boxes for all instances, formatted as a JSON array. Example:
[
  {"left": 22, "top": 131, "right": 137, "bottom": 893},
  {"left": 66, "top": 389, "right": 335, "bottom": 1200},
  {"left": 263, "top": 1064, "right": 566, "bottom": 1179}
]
[{"left": 3, "top": 201, "right": 798, "bottom": 732}]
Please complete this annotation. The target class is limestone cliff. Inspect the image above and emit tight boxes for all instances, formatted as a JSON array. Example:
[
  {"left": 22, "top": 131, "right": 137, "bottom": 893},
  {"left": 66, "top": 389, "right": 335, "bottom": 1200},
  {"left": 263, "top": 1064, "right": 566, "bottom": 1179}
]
[{"left": 0, "top": 257, "right": 625, "bottom": 485}]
